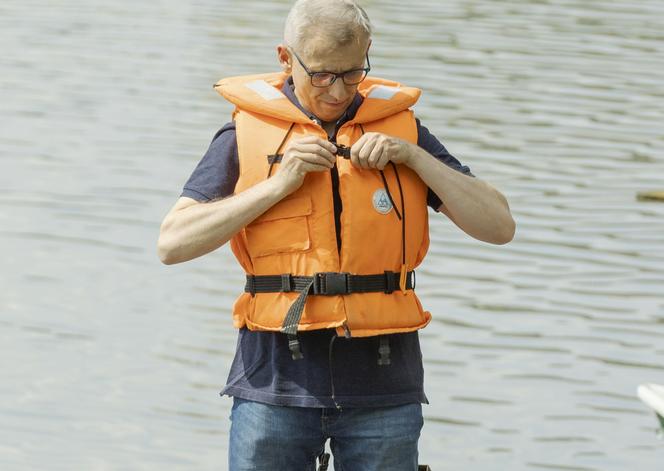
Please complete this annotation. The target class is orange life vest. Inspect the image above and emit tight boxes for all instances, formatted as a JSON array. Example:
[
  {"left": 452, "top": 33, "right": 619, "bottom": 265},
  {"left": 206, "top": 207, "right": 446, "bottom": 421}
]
[{"left": 214, "top": 72, "right": 432, "bottom": 338}]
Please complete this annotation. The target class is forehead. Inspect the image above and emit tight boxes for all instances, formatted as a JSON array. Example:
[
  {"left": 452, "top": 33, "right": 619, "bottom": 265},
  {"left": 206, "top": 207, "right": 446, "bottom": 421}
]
[{"left": 299, "top": 38, "right": 367, "bottom": 71}]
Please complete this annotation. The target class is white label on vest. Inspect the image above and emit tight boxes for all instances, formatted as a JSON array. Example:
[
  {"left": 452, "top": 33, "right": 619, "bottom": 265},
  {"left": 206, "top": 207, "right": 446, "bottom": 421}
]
[
  {"left": 245, "top": 80, "right": 284, "bottom": 101},
  {"left": 368, "top": 85, "right": 400, "bottom": 100},
  {"left": 373, "top": 189, "right": 393, "bottom": 214}
]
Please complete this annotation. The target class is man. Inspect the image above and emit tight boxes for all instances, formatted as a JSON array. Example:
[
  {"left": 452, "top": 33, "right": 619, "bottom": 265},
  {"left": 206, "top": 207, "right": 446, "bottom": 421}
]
[{"left": 158, "top": 0, "right": 515, "bottom": 469}]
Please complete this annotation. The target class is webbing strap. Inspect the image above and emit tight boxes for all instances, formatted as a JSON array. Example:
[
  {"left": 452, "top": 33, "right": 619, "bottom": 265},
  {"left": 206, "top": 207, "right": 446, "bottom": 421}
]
[
  {"left": 245, "top": 271, "right": 415, "bottom": 295},
  {"left": 246, "top": 271, "right": 415, "bottom": 361},
  {"left": 281, "top": 278, "right": 314, "bottom": 360},
  {"left": 281, "top": 278, "right": 315, "bottom": 336}
]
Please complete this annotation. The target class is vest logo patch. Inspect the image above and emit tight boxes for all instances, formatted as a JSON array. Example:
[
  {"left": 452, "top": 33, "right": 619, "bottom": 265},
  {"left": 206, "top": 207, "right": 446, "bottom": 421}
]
[{"left": 372, "top": 189, "right": 393, "bottom": 215}]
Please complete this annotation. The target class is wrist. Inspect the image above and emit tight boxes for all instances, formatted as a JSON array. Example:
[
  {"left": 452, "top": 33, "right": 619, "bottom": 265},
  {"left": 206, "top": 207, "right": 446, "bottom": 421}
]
[
  {"left": 270, "top": 168, "right": 302, "bottom": 198},
  {"left": 403, "top": 143, "right": 428, "bottom": 171}
]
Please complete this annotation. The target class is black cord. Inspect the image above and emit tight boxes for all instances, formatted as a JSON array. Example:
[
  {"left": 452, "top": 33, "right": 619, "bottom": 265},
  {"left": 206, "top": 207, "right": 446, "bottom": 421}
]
[
  {"left": 267, "top": 122, "right": 296, "bottom": 178},
  {"left": 389, "top": 161, "right": 407, "bottom": 268},
  {"left": 358, "top": 123, "right": 407, "bottom": 274},
  {"left": 379, "top": 170, "right": 402, "bottom": 220}
]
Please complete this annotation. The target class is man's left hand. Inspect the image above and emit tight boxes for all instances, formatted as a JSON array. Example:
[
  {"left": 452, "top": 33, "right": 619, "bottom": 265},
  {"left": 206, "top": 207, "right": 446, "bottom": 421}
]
[{"left": 349, "top": 132, "right": 413, "bottom": 170}]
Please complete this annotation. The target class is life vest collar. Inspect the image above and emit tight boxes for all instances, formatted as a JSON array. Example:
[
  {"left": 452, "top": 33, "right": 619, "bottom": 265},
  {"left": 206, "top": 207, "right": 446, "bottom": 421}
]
[{"left": 214, "top": 72, "right": 421, "bottom": 125}]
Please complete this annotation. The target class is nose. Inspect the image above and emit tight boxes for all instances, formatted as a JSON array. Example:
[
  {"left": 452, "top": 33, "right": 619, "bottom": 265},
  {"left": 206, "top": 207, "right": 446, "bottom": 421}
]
[{"left": 327, "top": 78, "right": 350, "bottom": 101}]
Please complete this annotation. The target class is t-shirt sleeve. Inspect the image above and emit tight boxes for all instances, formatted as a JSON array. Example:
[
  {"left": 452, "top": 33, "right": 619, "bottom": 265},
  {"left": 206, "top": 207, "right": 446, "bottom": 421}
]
[
  {"left": 180, "top": 122, "right": 239, "bottom": 202},
  {"left": 416, "top": 118, "right": 474, "bottom": 210}
]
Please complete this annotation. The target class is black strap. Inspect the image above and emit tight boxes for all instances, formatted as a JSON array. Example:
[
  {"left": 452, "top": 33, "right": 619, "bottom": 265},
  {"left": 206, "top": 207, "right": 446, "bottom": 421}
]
[
  {"left": 245, "top": 271, "right": 415, "bottom": 295},
  {"left": 245, "top": 271, "right": 415, "bottom": 361}
]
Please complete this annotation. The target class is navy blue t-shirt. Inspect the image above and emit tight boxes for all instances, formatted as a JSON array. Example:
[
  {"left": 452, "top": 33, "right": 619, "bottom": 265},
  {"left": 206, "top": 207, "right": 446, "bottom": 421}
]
[{"left": 182, "top": 78, "right": 472, "bottom": 408}]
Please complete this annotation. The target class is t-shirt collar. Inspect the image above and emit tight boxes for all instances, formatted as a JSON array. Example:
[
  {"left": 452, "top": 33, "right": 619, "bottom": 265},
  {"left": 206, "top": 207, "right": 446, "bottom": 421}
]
[{"left": 281, "top": 76, "right": 363, "bottom": 127}]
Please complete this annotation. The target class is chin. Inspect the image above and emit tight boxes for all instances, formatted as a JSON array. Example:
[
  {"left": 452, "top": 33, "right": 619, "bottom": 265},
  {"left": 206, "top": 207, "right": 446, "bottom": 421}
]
[
  {"left": 316, "top": 108, "right": 345, "bottom": 123},
  {"left": 315, "top": 101, "right": 350, "bottom": 122}
]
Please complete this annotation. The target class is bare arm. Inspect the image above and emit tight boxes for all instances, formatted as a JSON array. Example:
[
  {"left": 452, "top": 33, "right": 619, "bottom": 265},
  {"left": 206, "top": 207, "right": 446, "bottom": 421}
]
[
  {"left": 157, "top": 177, "right": 290, "bottom": 265},
  {"left": 350, "top": 132, "right": 515, "bottom": 245},
  {"left": 157, "top": 136, "right": 337, "bottom": 265},
  {"left": 406, "top": 145, "right": 515, "bottom": 244}
]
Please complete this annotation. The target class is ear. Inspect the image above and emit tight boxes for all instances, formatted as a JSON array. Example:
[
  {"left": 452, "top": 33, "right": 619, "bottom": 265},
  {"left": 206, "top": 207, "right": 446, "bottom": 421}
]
[{"left": 276, "top": 44, "right": 291, "bottom": 73}]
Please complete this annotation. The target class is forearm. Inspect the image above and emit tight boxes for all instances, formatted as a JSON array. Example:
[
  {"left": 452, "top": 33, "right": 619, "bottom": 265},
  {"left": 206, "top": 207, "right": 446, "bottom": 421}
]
[
  {"left": 406, "top": 145, "right": 515, "bottom": 244},
  {"left": 158, "top": 174, "right": 291, "bottom": 264}
]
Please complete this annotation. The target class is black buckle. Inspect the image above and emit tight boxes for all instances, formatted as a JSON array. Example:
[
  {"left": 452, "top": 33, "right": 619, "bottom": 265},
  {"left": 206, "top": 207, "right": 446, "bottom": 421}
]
[
  {"left": 313, "top": 272, "right": 349, "bottom": 295},
  {"left": 335, "top": 145, "right": 351, "bottom": 159},
  {"left": 329, "top": 140, "right": 351, "bottom": 159},
  {"left": 384, "top": 271, "right": 396, "bottom": 294},
  {"left": 280, "top": 274, "right": 293, "bottom": 292}
]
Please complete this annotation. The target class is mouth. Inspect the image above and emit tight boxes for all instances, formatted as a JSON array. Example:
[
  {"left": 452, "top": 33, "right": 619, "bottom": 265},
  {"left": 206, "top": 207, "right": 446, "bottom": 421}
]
[{"left": 322, "top": 101, "right": 347, "bottom": 110}]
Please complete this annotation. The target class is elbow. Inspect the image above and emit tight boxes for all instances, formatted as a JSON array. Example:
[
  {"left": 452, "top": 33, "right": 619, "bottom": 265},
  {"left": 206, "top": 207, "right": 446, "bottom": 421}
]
[
  {"left": 494, "top": 216, "right": 516, "bottom": 245},
  {"left": 157, "top": 241, "right": 175, "bottom": 265},
  {"left": 157, "top": 233, "right": 181, "bottom": 265},
  {"left": 491, "top": 193, "right": 516, "bottom": 245}
]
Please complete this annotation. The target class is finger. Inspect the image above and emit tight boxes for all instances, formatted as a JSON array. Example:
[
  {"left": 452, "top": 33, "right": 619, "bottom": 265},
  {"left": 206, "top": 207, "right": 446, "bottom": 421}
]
[
  {"left": 350, "top": 133, "right": 369, "bottom": 164},
  {"left": 376, "top": 149, "right": 391, "bottom": 170},
  {"left": 358, "top": 137, "right": 378, "bottom": 169},
  {"left": 318, "top": 138, "right": 338, "bottom": 155},
  {"left": 288, "top": 143, "right": 335, "bottom": 163},
  {"left": 300, "top": 136, "right": 338, "bottom": 155},
  {"left": 350, "top": 139, "right": 363, "bottom": 169},
  {"left": 367, "top": 142, "right": 385, "bottom": 169},
  {"left": 293, "top": 151, "right": 335, "bottom": 168},
  {"left": 288, "top": 136, "right": 337, "bottom": 156}
]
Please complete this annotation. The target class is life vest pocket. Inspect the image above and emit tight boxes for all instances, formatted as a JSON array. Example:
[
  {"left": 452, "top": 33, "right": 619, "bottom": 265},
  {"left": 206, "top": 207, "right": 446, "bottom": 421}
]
[{"left": 245, "top": 196, "right": 312, "bottom": 258}]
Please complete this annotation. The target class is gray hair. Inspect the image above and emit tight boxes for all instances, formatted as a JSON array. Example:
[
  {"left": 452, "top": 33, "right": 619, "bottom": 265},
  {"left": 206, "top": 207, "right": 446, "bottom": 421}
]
[{"left": 284, "top": 0, "right": 373, "bottom": 55}]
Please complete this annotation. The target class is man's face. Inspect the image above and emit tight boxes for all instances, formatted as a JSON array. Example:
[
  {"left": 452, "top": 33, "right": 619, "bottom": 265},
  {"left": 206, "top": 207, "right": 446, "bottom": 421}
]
[{"left": 287, "top": 39, "right": 369, "bottom": 124}]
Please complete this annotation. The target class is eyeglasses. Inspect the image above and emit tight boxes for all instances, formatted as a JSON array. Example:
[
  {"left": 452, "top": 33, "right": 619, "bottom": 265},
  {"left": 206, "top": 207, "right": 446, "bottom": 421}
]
[{"left": 289, "top": 48, "right": 371, "bottom": 88}]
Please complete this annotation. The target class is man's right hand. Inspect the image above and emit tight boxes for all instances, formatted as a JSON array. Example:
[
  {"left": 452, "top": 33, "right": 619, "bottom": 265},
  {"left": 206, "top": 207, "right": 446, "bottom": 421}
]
[
  {"left": 158, "top": 136, "right": 337, "bottom": 265},
  {"left": 275, "top": 136, "right": 337, "bottom": 194}
]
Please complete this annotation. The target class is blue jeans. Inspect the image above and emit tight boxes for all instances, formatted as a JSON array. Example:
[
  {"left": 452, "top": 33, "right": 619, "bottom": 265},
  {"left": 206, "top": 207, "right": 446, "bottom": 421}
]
[{"left": 229, "top": 398, "right": 423, "bottom": 471}]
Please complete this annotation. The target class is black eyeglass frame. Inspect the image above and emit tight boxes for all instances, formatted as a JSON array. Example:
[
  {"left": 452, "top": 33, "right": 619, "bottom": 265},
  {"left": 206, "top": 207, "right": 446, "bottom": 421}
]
[{"left": 289, "top": 48, "right": 371, "bottom": 88}]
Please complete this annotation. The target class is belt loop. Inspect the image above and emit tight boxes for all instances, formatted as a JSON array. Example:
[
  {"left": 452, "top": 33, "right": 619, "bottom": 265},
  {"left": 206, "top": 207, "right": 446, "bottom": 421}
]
[
  {"left": 384, "top": 271, "right": 395, "bottom": 294},
  {"left": 313, "top": 273, "right": 324, "bottom": 295},
  {"left": 280, "top": 273, "right": 293, "bottom": 292}
]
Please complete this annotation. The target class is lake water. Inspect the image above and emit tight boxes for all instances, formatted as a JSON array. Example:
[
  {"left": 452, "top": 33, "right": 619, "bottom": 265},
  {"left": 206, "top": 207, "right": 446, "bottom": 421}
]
[{"left": 2, "top": 0, "right": 663, "bottom": 469}]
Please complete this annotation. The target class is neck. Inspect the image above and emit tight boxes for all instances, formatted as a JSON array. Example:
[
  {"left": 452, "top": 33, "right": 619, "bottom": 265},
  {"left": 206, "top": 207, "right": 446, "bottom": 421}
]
[{"left": 322, "top": 121, "right": 336, "bottom": 138}]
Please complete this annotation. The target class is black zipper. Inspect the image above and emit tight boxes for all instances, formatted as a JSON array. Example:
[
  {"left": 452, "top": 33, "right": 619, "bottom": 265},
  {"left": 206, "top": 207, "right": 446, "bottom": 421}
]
[
  {"left": 328, "top": 127, "right": 344, "bottom": 256},
  {"left": 330, "top": 162, "right": 342, "bottom": 254}
]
